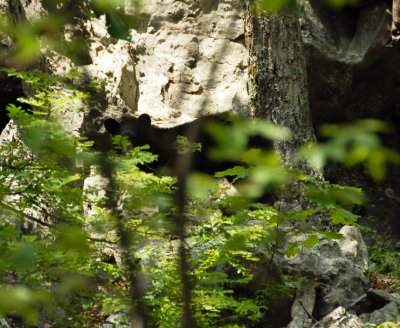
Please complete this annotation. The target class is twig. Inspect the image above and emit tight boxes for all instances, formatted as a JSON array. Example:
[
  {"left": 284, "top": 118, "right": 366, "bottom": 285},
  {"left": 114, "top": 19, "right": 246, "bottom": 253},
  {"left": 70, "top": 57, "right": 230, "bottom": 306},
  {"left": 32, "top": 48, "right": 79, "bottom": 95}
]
[
  {"left": 298, "top": 300, "right": 318, "bottom": 323},
  {"left": 0, "top": 201, "right": 52, "bottom": 227},
  {"left": 0, "top": 201, "right": 117, "bottom": 245}
]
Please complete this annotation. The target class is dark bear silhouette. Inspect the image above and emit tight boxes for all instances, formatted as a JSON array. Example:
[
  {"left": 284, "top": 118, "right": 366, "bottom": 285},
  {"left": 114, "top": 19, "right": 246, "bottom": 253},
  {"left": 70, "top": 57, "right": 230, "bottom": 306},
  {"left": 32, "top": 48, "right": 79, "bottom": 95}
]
[
  {"left": 104, "top": 113, "right": 272, "bottom": 177},
  {"left": 0, "top": 74, "right": 32, "bottom": 134}
]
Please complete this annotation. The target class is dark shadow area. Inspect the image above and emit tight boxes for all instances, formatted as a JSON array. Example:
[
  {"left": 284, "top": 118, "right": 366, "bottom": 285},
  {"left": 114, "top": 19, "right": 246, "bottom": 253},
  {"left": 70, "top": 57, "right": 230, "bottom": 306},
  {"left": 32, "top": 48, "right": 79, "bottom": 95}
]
[
  {"left": 306, "top": 10, "right": 400, "bottom": 240},
  {"left": 0, "top": 72, "right": 30, "bottom": 133}
]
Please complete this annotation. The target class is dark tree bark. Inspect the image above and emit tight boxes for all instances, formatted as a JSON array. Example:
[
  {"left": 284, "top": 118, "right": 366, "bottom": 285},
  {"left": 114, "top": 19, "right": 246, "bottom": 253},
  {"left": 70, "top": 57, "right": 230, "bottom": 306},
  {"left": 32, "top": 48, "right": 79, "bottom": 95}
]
[
  {"left": 245, "top": 2, "right": 316, "bottom": 166},
  {"left": 244, "top": 5, "right": 322, "bottom": 324}
]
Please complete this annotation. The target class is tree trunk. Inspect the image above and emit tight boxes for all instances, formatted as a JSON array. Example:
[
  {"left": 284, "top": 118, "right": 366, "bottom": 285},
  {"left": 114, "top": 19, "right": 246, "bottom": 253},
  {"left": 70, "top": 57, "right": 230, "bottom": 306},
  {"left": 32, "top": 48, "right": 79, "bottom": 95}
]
[{"left": 244, "top": 2, "right": 316, "bottom": 166}]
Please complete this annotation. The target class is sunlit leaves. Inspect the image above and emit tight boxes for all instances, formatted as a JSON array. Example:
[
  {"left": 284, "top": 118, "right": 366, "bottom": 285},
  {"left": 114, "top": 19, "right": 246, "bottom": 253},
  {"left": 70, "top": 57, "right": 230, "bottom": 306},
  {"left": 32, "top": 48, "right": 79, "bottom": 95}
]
[
  {"left": 111, "top": 134, "right": 133, "bottom": 152},
  {"left": 285, "top": 243, "right": 300, "bottom": 257},
  {"left": 237, "top": 167, "right": 285, "bottom": 199},
  {"left": 93, "top": 0, "right": 143, "bottom": 40},
  {"left": 7, "top": 103, "right": 80, "bottom": 167},
  {"left": 205, "top": 118, "right": 290, "bottom": 199},
  {"left": 330, "top": 208, "right": 359, "bottom": 225},
  {"left": 323, "top": 0, "right": 359, "bottom": 8},
  {"left": 320, "top": 230, "right": 344, "bottom": 241},
  {"left": 0, "top": 0, "right": 142, "bottom": 66},
  {"left": 255, "top": 0, "right": 299, "bottom": 13},
  {"left": 245, "top": 120, "right": 291, "bottom": 142},
  {"left": 1, "top": 67, "right": 399, "bottom": 326},
  {"left": 255, "top": 0, "right": 361, "bottom": 13},
  {"left": 55, "top": 224, "right": 90, "bottom": 254},
  {"left": 257, "top": 0, "right": 290, "bottom": 12},
  {"left": 214, "top": 165, "right": 249, "bottom": 182},
  {"left": 307, "top": 183, "right": 365, "bottom": 208},
  {"left": 14, "top": 28, "right": 41, "bottom": 63},
  {"left": 6, "top": 104, "right": 31, "bottom": 125},
  {"left": 0, "top": 286, "right": 49, "bottom": 325},
  {"left": 187, "top": 173, "right": 218, "bottom": 199},
  {"left": 326, "top": 185, "right": 365, "bottom": 206},
  {"left": 241, "top": 148, "right": 280, "bottom": 166},
  {"left": 206, "top": 117, "right": 289, "bottom": 162},
  {"left": 302, "top": 235, "right": 320, "bottom": 248},
  {"left": 298, "top": 119, "right": 400, "bottom": 181},
  {"left": 13, "top": 241, "right": 36, "bottom": 271},
  {"left": 206, "top": 121, "right": 247, "bottom": 160},
  {"left": 104, "top": 11, "right": 131, "bottom": 40},
  {"left": 176, "top": 135, "right": 202, "bottom": 154},
  {"left": 49, "top": 174, "right": 81, "bottom": 190}
]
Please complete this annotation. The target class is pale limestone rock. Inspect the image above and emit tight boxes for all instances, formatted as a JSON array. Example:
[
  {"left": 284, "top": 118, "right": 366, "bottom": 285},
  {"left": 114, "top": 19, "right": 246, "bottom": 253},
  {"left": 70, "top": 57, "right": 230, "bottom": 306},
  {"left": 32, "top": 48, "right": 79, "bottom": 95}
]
[
  {"left": 338, "top": 226, "right": 368, "bottom": 272},
  {"left": 44, "top": 50, "right": 75, "bottom": 76},
  {"left": 282, "top": 228, "right": 369, "bottom": 320},
  {"left": 0, "top": 120, "right": 21, "bottom": 146},
  {"left": 83, "top": 167, "right": 109, "bottom": 218},
  {"left": 288, "top": 282, "right": 316, "bottom": 328},
  {"left": 130, "top": 0, "right": 248, "bottom": 124},
  {"left": 313, "top": 307, "right": 363, "bottom": 328},
  {"left": 51, "top": 88, "right": 85, "bottom": 136},
  {"left": 84, "top": 37, "right": 139, "bottom": 113},
  {"left": 21, "top": 0, "right": 44, "bottom": 19}
]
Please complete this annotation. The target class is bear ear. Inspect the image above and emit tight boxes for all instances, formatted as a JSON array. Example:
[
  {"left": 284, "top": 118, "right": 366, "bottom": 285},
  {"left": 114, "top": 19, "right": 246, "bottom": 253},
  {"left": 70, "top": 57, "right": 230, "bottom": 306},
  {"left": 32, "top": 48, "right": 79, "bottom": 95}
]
[
  {"left": 137, "top": 114, "right": 151, "bottom": 128},
  {"left": 104, "top": 118, "right": 121, "bottom": 135}
]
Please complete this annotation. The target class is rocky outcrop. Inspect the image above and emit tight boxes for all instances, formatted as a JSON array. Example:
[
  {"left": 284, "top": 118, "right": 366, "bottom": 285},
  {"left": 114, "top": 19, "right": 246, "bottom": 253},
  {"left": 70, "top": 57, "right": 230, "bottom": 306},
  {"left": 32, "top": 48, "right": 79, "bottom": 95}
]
[
  {"left": 286, "top": 226, "right": 399, "bottom": 327},
  {"left": 284, "top": 226, "right": 369, "bottom": 326},
  {"left": 130, "top": 0, "right": 249, "bottom": 125},
  {"left": 313, "top": 306, "right": 364, "bottom": 328},
  {"left": 302, "top": 0, "right": 400, "bottom": 127}
]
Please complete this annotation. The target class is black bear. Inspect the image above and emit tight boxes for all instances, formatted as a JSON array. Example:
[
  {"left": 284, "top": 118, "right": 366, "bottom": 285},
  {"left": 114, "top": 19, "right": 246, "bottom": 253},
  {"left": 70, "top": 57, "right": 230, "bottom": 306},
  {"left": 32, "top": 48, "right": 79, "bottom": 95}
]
[
  {"left": 104, "top": 112, "right": 273, "bottom": 178},
  {"left": 0, "top": 74, "right": 32, "bottom": 134}
]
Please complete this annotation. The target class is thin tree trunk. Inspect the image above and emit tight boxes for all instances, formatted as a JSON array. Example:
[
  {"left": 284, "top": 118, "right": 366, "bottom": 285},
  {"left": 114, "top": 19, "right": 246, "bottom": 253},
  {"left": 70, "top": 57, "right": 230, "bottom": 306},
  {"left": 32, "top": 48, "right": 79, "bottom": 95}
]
[{"left": 99, "top": 156, "right": 147, "bottom": 328}]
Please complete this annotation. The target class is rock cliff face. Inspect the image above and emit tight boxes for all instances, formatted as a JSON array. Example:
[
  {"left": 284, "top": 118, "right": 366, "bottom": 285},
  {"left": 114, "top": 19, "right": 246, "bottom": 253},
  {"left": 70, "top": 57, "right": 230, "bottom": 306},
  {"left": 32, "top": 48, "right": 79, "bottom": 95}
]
[
  {"left": 129, "top": 0, "right": 249, "bottom": 124},
  {"left": 60, "top": 0, "right": 249, "bottom": 128}
]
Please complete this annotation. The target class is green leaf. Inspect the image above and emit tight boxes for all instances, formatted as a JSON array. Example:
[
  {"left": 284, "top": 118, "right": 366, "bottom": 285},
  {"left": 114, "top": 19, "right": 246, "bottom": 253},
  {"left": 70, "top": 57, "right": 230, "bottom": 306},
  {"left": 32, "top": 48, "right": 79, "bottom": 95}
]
[
  {"left": 256, "top": 0, "right": 290, "bottom": 12},
  {"left": 13, "top": 242, "right": 35, "bottom": 271},
  {"left": 187, "top": 173, "right": 218, "bottom": 199},
  {"left": 214, "top": 166, "right": 249, "bottom": 182},
  {"left": 175, "top": 135, "right": 201, "bottom": 154},
  {"left": 321, "top": 231, "right": 344, "bottom": 241},
  {"left": 367, "top": 150, "right": 386, "bottom": 181},
  {"left": 51, "top": 174, "right": 81, "bottom": 190},
  {"left": 7, "top": 104, "right": 32, "bottom": 124},
  {"left": 246, "top": 120, "right": 291, "bottom": 141},
  {"left": 290, "top": 209, "right": 319, "bottom": 221},
  {"left": 130, "top": 145, "right": 158, "bottom": 165},
  {"left": 0, "top": 286, "right": 49, "bottom": 325},
  {"left": 330, "top": 208, "right": 359, "bottom": 225},
  {"left": 328, "top": 185, "right": 366, "bottom": 206},
  {"left": 14, "top": 28, "right": 41, "bottom": 64},
  {"left": 55, "top": 225, "right": 90, "bottom": 253},
  {"left": 323, "top": 0, "right": 359, "bottom": 7},
  {"left": 286, "top": 243, "right": 300, "bottom": 257},
  {"left": 224, "top": 234, "right": 247, "bottom": 251},
  {"left": 302, "top": 235, "right": 320, "bottom": 248},
  {"left": 206, "top": 122, "right": 247, "bottom": 161},
  {"left": 106, "top": 12, "right": 130, "bottom": 40}
]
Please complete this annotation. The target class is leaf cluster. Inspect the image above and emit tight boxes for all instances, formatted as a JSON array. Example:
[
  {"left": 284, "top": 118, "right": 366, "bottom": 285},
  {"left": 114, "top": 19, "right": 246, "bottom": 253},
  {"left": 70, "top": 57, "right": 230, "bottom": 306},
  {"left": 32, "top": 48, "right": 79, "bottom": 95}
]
[{"left": 0, "top": 69, "right": 398, "bottom": 326}]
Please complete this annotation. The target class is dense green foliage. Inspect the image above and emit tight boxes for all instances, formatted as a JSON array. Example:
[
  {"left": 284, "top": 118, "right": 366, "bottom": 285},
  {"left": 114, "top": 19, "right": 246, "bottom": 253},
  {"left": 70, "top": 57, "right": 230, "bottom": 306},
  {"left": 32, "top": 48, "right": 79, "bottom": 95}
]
[{"left": 0, "top": 69, "right": 398, "bottom": 327}]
